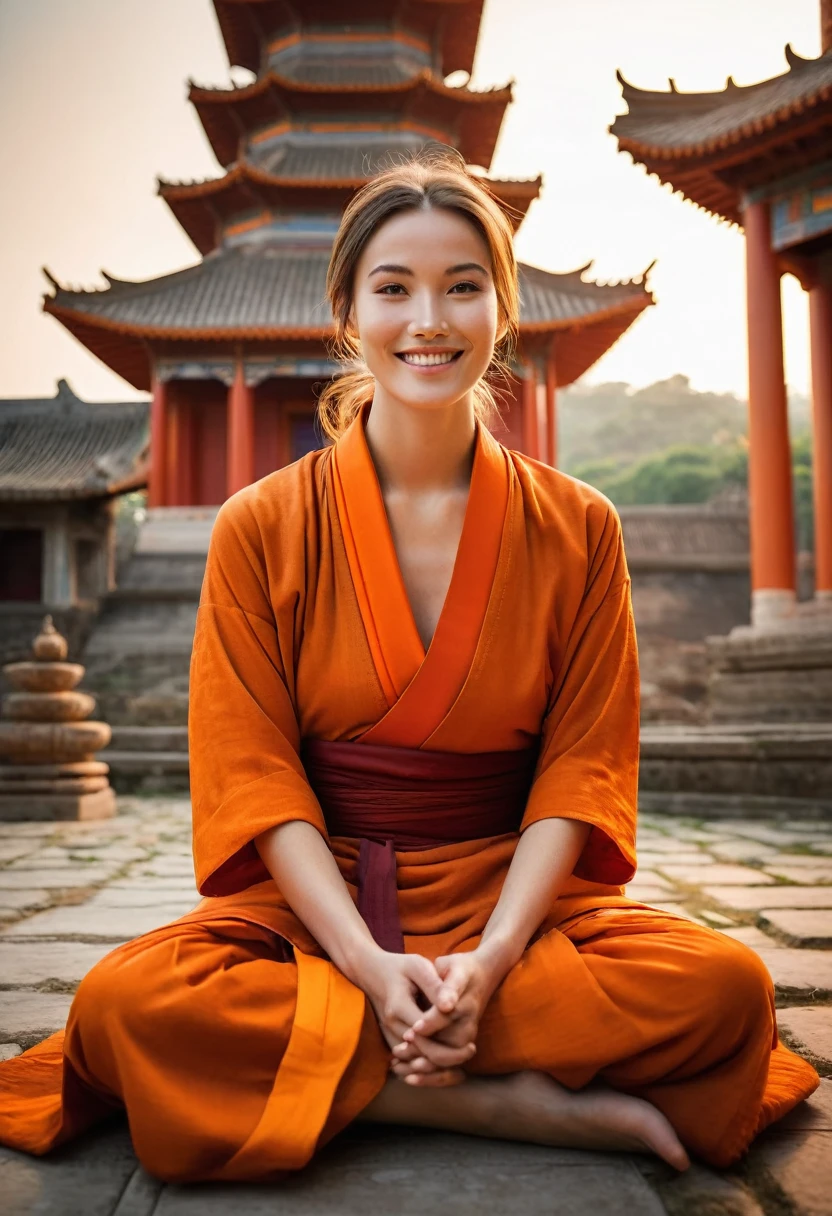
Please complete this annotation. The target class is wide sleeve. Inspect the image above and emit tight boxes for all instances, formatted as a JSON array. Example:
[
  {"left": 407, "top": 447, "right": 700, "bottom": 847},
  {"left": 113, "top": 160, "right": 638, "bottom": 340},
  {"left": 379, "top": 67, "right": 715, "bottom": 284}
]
[
  {"left": 188, "top": 496, "right": 327, "bottom": 897},
  {"left": 520, "top": 509, "right": 638, "bottom": 886}
]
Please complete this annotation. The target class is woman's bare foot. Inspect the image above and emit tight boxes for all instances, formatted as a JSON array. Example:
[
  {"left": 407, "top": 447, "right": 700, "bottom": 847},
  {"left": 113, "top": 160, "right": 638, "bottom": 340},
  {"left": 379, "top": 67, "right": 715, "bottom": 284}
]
[
  {"left": 493, "top": 1071, "right": 690, "bottom": 1171},
  {"left": 361, "top": 1069, "right": 690, "bottom": 1172}
]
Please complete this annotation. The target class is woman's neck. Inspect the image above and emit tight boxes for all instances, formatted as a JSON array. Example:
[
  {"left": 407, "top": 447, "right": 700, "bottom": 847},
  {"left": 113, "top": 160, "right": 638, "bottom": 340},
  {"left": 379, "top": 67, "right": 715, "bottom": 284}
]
[{"left": 364, "top": 391, "right": 477, "bottom": 494}]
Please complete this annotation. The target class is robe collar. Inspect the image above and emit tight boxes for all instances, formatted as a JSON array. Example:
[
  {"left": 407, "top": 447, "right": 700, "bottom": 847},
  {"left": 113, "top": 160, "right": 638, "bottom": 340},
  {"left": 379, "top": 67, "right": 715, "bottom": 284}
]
[{"left": 330, "top": 404, "right": 510, "bottom": 748}]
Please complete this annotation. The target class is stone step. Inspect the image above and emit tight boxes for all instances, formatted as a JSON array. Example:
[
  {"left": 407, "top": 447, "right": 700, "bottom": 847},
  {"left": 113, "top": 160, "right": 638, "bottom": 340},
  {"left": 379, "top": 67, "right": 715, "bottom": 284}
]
[
  {"left": 100, "top": 750, "right": 190, "bottom": 795},
  {"left": 107, "top": 726, "right": 188, "bottom": 752}
]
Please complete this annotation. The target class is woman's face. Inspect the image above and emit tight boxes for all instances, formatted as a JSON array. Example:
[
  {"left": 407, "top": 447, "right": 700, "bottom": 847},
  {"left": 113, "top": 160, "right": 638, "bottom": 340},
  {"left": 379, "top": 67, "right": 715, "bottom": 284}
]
[{"left": 351, "top": 206, "right": 500, "bottom": 415}]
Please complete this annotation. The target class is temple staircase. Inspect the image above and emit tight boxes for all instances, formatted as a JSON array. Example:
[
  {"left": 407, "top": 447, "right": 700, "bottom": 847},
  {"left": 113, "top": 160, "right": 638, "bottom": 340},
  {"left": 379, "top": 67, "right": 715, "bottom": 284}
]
[{"left": 83, "top": 508, "right": 215, "bottom": 792}]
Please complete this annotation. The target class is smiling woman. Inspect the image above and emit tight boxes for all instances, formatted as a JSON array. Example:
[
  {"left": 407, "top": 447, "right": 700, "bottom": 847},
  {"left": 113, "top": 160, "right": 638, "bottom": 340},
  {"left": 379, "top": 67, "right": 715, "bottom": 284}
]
[
  {"left": 0, "top": 151, "right": 819, "bottom": 1183},
  {"left": 319, "top": 152, "right": 517, "bottom": 443}
]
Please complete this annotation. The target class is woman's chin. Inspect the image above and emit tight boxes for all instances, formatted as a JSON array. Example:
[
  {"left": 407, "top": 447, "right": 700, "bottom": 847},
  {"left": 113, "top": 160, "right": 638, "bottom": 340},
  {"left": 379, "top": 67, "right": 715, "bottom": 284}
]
[{"left": 376, "top": 376, "right": 477, "bottom": 414}]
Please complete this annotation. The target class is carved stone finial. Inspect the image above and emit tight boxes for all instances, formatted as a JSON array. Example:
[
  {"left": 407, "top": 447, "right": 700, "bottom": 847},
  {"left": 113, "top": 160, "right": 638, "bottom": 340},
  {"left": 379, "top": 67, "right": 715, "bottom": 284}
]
[{"left": 32, "top": 616, "right": 69, "bottom": 662}]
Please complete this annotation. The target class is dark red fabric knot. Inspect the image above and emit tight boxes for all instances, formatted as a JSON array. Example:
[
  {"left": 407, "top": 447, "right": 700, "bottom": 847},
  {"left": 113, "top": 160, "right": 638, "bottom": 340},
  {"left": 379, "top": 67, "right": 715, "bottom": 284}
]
[{"left": 302, "top": 739, "right": 538, "bottom": 954}]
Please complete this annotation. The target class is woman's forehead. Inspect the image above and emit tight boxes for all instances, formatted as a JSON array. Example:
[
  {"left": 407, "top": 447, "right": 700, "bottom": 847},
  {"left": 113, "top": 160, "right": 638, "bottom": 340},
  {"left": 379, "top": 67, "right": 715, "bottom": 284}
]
[{"left": 358, "top": 207, "right": 491, "bottom": 271}]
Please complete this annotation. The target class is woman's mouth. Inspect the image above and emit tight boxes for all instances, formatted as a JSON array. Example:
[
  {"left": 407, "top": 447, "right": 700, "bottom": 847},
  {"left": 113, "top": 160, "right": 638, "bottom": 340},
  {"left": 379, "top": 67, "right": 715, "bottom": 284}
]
[{"left": 396, "top": 350, "right": 463, "bottom": 368}]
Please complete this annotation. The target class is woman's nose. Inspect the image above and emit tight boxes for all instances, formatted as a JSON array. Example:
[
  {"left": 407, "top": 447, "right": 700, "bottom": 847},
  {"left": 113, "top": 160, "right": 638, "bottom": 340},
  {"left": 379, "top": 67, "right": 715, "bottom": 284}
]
[{"left": 409, "top": 315, "right": 450, "bottom": 338}]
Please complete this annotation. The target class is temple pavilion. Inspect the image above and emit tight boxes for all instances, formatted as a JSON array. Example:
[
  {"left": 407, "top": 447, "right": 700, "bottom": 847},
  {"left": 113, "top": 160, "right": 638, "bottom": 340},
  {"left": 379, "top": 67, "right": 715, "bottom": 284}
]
[
  {"left": 612, "top": 4, "right": 832, "bottom": 631},
  {"left": 43, "top": 0, "right": 653, "bottom": 509}
]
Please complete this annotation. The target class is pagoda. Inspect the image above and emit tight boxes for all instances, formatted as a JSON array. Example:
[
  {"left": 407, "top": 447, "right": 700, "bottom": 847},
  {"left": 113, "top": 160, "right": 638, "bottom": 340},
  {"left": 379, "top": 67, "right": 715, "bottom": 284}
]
[{"left": 44, "top": 0, "right": 653, "bottom": 510}]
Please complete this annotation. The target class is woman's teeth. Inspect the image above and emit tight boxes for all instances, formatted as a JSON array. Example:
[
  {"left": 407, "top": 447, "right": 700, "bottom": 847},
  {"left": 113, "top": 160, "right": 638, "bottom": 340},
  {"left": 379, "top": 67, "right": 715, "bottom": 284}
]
[{"left": 400, "top": 352, "right": 459, "bottom": 366}]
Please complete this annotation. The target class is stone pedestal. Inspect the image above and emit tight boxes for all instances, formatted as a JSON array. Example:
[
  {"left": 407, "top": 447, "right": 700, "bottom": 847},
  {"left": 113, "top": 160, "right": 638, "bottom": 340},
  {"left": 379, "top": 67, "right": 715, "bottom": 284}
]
[
  {"left": 707, "top": 606, "right": 832, "bottom": 724},
  {"left": 0, "top": 617, "right": 116, "bottom": 821}
]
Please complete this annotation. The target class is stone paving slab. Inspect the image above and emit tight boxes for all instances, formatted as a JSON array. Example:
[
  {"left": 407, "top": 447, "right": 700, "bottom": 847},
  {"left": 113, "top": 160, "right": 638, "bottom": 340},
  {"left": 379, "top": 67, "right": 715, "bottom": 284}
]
[
  {"left": 157, "top": 1129, "right": 667, "bottom": 1216},
  {"left": 0, "top": 868, "right": 122, "bottom": 889},
  {"left": 0, "top": 940, "right": 122, "bottom": 987},
  {"left": 759, "top": 909, "right": 832, "bottom": 947},
  {"left": 2, "top": 1124, "right": 139, "bottom": 1216},
  {"left": 753, "top": 948, "right": 832, "bottom": 999},
  {"left": 3, "top": 900, "right": 198, "bottom": 941},
  {"left": 774, "top": 1078, "right": 832, "bottom": 1130},
  {"left": 0, "top": 991, "right": 74, "bottom": 1045},
  {"left": 778, "top": 1010, "right": 832, "bottom": 1070},
  {"left": 706, "top": 885, "right": 832, "bottom": 910},
  {"left": 657, "top": 864, "right": 776, "bottom": 885},
  {"left": 763, "top": 866, "right": 832, "bottom": 885},
  {"left": 721, "top": 925, "right": 785, "bottom": 949},
  {"left": 653, "top": 1163, "right": 764, "bottom": 1215},
  {"left": 0, "top": 888, "right": 52, "bottom": 911},
  {"left": 748, "top": 1132, "right": 832, "bottom": 1216}
]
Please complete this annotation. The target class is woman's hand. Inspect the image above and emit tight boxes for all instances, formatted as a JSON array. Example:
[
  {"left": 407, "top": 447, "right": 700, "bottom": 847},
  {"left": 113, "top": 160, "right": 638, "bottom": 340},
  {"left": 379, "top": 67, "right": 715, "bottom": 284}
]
[
  {"left": 390, "top": 946, "right": 507, "bottom": 1087},
  {"left": 356, "top": 947, "right": 475, "bottom": 1079}
]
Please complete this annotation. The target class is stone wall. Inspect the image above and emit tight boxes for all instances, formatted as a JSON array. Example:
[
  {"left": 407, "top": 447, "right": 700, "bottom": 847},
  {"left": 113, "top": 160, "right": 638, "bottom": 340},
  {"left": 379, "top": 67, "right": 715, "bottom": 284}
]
[{"left": 620, "top": 505, "right": 751, "bottom": 722}]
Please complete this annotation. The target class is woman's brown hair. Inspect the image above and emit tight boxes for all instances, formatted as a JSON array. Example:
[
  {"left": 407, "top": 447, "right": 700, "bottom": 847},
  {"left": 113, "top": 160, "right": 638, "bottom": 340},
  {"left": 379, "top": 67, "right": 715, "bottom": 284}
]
[{"left": 319, "top": 149, "right": 519, "bottom": 441}]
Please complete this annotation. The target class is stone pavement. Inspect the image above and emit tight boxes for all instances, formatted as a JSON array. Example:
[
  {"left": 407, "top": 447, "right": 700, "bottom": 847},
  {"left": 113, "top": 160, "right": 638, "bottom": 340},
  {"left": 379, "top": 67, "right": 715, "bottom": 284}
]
[{"left": 1, "top": 799, "right": 831, "bottom": 1215}]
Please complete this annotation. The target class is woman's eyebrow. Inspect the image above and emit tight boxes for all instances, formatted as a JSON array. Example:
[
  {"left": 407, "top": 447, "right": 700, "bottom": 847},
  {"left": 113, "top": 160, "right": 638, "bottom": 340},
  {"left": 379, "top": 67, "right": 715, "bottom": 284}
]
[
  {"left": 368, "top": 263, "right": 412, "bottom": 277},
  {"left": 446, "top": 262, "right": 488, "bottom": 275}
]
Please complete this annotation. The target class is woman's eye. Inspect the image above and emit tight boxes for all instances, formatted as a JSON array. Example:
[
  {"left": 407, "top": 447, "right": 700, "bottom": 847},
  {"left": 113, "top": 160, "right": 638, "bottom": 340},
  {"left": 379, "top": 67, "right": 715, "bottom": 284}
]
[
  {"left": 377, "top": 283, "right": 407, "bottom": 295},
  {"left": 449, "top": 281, "right": 480, "bottom": 294}
]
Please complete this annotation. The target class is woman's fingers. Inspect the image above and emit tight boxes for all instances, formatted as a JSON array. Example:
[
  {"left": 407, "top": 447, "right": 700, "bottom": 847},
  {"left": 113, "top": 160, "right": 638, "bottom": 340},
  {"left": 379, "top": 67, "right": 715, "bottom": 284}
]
[
  {"left": 404, "top": 955, "right": 460, "bottom": 1016},
  {"left": 392, "top": 1037, "right": 475, "bottom": 1070},
  {"left": 405, "top": 1003, "right": 453, "bottom": 1039}
]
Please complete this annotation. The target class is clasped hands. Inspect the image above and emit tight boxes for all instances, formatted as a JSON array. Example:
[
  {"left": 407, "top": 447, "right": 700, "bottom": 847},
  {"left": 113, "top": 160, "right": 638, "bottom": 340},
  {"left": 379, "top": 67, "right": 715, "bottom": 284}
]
[{"left": 362, "top": 948, "right": 502, "bottom": 1088}]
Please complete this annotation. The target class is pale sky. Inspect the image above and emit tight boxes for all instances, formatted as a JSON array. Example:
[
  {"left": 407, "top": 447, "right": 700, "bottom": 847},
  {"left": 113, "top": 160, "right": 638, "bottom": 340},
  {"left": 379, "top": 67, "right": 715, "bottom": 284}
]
[{"left": 0, "top": 0, "right": 822, "bottom": 402}]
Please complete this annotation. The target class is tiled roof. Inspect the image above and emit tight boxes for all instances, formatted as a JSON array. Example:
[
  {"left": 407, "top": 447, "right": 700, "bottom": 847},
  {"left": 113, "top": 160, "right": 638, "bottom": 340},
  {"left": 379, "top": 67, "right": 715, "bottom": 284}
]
[
  {"left": 252, "top": 137, "right": 448, "bottom": 179},
  {"left": 611, "top": 46, "right": 832, "bottom": 157},
  {"left": 44, "top": 251, "right": 651, "bottom": 391},
  {"left": 267, "top": 54, "right": 423, "bottom": 87},
  {"left": 45, "top": 248, "right": 649, "bottom": 340},
  {"left": 157, "top": 153, "right": 541, "bottom": 253},
  {"left": 519, "top": 262, "right": 649, "bottom": 327},
  {"left": 0, "top": 381, "right": 149, "bottom": 501},
  {"left": 213, "top": 1, "right": 485, "bottom": 79},
  {"left": 189, "top": 72, "right": 511, "bottom": 170}
]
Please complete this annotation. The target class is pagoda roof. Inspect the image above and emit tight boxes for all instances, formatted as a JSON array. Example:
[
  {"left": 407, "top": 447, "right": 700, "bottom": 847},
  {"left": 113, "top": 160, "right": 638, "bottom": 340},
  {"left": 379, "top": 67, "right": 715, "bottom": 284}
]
[
  {"left": 189, "top": 71, "right": 511, "bottom": 170},
  {"left": 0, "top": 380, "right": 148, "bottom": 501},
  {"left": 213, "top": 0, "right": 485, "bottom": 79},
  {"left": 158, "top": 159, "right": 541, "bottom": 254},
  {"left": 43, "top": 250, "right": 652, "bottom": 391},
  {"left": 611, "top": 46, "right": 832, "bottom": 223}
]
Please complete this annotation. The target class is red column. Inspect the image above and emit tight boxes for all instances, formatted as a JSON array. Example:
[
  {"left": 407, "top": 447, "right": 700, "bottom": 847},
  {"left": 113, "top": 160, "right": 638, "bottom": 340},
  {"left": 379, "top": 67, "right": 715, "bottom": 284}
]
[
  {"left": 545, "top": 357, "right": 558, "bottom": 467},
  {"left": 176, "top": 396, "right": 196, "bottom": 506},
  {"left": 521, "top": 364, "right": 539, "bottom": 460},
  {"left": 227, "top": 359, "right": 255, "bottom": 498},
  {"left": 743, "top": 199, "right": 796, "bottom": 624},
  {"left": 148, "top": 375, "right": 168, "bottom": 508},
  {"left": 810, "top": 280, "right": 832, "bottom": 598}
]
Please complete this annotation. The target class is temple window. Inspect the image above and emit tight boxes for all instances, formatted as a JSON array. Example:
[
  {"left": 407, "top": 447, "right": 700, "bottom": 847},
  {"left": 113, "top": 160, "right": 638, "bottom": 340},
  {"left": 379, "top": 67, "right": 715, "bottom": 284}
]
[{"left": 0, "top": 528, "right": 43, "bottom": 602}]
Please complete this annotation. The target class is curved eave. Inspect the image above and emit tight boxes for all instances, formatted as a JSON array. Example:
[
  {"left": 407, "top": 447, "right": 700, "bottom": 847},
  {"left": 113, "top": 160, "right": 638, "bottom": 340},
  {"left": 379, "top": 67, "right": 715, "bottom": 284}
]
[
  {"left": 190, "top": 71, "right": 511, "bottom": 168},
  {"left": 614, "top": 144, "right": 745, "bottom": 224},
  {"left": 520, "top": 296, "right": 653, "bottom": 387},
  {"left": 612, "top": 86, "right": 832, "bottom": 162},
  {"left": 43, "top": 298, "right": 329, "bottom": 391},
  {"left": 213, "top": 0, "right": 485, "bottom": 79},
  {"left": 0, "top": 461, "right": 151, "bottom": 503}
]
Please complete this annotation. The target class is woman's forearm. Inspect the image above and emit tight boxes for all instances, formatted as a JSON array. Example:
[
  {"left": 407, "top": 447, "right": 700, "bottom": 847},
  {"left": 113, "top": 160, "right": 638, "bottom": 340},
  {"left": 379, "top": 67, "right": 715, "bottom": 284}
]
[
  {"left": 254, "top": 820, "right": 381, "bottom": 984},
  {"left": 476, "top": 817, "right": 591, "bottom": 979}
]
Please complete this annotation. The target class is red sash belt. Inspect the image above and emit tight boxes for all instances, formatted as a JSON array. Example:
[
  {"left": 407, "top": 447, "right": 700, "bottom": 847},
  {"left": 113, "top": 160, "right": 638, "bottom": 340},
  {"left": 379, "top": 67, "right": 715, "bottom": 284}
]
[{"left": 301, "top": 739, "right": 537, "bottom": 953}]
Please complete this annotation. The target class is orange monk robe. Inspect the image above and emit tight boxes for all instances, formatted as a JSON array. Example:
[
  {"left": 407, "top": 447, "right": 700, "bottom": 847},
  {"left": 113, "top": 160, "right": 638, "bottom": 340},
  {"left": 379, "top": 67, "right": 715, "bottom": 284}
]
[{"left": 0, "top": 412, "right": 818, "bottom": 1181}]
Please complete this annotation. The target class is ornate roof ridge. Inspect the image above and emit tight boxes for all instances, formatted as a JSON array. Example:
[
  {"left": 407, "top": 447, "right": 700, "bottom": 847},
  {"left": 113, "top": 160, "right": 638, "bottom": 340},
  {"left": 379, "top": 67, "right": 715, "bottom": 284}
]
[
  {"left": 188, "top": 68, "right": 512, "bottom": 103},
  {"left": 611, "top": 43, "right": 832, "bottom": 158},
  {"left": 518, "top": 258, "right": 654, "bottom": 295},
  {"left": 157, "top": 161, "right": 542, "bottom": 194}
]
